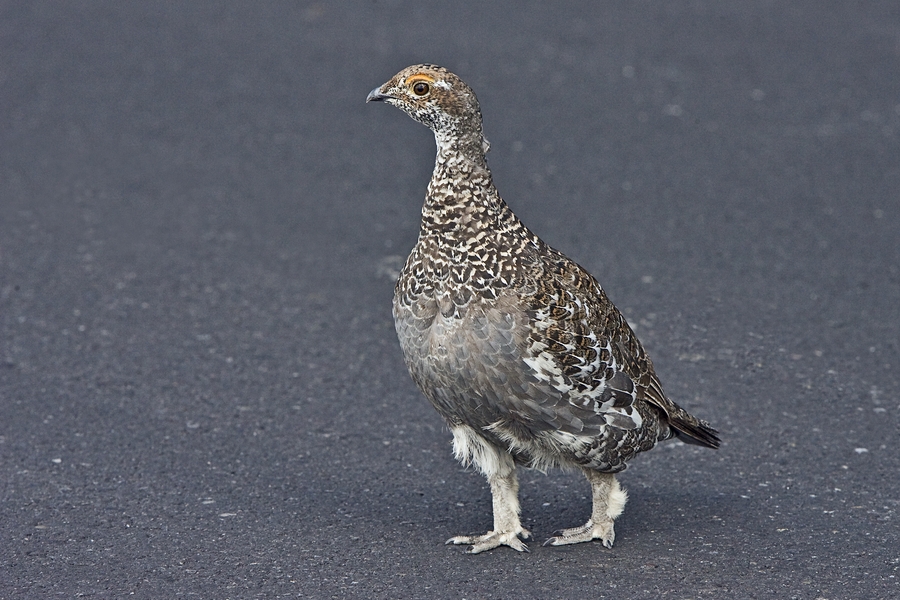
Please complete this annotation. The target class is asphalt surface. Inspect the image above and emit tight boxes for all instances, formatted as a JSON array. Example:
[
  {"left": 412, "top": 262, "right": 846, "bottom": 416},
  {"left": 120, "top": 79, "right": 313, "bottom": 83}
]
[{"left": 2, "top": 1, "right": 899, "bottom": 598}]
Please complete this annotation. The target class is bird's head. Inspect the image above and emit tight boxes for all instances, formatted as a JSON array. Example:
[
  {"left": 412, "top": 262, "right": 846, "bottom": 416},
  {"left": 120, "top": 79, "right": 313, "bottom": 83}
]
[{"left": 367, "top": 64, "right": 490, "bottom": 156}]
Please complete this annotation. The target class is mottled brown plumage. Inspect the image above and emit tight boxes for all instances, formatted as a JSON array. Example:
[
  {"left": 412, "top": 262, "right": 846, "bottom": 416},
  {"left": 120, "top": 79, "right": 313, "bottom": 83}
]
[{"left": 368, "top": 64, "right": 719, "bottom": 553}]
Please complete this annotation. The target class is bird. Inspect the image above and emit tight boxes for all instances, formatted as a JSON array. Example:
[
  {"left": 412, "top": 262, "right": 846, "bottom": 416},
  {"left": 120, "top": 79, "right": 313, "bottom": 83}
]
[{"left": 367, "top": 64, "right": 719, "bottom": 554}]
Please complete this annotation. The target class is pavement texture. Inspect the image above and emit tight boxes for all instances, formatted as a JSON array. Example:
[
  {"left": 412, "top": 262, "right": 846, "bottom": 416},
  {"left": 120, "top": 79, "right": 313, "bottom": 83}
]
[{"left": 1, "top": 1, "right": 899, "bottom": 598}]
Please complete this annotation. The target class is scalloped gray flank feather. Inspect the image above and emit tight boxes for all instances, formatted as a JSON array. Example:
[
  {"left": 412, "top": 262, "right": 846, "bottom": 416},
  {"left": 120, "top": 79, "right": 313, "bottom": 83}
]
[{"left": 368, "top": 64, "right": 719, "bottom": 554}]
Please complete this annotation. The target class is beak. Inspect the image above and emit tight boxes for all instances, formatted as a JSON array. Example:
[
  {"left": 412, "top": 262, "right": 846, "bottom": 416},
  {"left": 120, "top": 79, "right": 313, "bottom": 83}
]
[{"left": 366, "top": 85, "right": 391, "bottom": 102}]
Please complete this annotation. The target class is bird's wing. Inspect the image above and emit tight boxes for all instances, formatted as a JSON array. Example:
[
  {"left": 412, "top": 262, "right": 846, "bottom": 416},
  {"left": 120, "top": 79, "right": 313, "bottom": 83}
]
[
  {"left": 491, "top": 250, "right": 719, "bottom": 448},
  {"left": 432, "top": 247, "right": 653, "bottom": 438},
  {"left": 507, "top": 251, "right": 653, "bottom": 436}
]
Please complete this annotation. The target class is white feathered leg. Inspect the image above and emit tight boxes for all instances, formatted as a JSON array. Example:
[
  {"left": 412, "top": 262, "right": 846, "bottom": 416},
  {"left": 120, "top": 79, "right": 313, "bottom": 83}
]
[
  {"left": 544, "top": 469, "right": 627, "bottom": 548},
  {"left": 446, "top": 426, "right": 530, "bottom": 553}
]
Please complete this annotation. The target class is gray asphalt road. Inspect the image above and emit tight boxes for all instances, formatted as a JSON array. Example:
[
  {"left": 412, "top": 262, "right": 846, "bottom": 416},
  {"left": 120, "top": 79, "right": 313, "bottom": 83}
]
[{"left": 2, "top": 1, "right": 899, "bottom": 598}]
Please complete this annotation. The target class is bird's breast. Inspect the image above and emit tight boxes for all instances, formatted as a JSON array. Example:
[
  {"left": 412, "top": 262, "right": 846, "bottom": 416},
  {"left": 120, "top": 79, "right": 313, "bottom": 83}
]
[
  {"left": 392, "top": 257, "right": 524, "bottom": 413},
  {"left": 393, "top": 281, "right": 488, "bottom": 372}
]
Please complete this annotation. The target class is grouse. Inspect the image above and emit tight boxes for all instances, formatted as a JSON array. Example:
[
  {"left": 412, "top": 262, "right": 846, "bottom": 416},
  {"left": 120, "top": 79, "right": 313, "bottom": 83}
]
[{"left": 367, "top": 64, "right": 719, "bottom": 554}]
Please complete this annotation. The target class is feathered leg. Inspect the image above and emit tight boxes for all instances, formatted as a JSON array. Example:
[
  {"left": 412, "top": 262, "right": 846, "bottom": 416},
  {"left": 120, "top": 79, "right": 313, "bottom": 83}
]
[
  {"left": 445, "top": 425, "right": 530, "bottom": 553},
  {"left": 544, "top": 470, "right": 627, "bottom": 548}
]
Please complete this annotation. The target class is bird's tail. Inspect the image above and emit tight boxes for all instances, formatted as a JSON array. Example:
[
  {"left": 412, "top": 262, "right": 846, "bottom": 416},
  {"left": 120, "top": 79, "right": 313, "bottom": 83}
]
[{"left": 671, "top": 415, "right": 720, "bottom": 449}]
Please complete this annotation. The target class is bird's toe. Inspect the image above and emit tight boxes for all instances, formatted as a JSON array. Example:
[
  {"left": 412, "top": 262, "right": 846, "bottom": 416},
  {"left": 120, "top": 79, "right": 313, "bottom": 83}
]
[
  {"left": 446, "top": 530, "right": 529, "bottom": 554},
  {"left": 543, "top": 518, "right": 616, "bottom": 548}
]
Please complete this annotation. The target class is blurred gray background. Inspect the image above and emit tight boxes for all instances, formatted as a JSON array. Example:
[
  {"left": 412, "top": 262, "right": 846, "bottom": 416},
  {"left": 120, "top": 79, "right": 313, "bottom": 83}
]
[{"left": 1, "top": 1, "right": 898, "bottom": 598}]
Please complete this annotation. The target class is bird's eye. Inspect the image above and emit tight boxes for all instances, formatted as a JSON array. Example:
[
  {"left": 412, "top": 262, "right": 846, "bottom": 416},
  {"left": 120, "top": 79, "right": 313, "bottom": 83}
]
[{"left": 412, "top": 81, "right": 430, "bottom": 96}]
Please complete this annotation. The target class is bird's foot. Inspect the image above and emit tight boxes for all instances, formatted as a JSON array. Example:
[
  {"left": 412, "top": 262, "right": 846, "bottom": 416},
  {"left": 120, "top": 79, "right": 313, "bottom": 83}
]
[
  {"left": 446, "top": 527, "right": 531, "bottom": 554},
  {"left": 543, "top": 518, "right": 616, "bottom": 548}
]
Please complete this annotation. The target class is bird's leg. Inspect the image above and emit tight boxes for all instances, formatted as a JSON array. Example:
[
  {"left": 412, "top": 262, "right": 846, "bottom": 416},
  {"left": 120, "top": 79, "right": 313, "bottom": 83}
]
[
  {"left": 446, "top": 426, "right": 530, "bottom": 553},
  {"left": 445, "top": 465, "right": 530, "bottom": 554},
  {"left": 544, "top": 470, "right": 627, "bottom": 548}
]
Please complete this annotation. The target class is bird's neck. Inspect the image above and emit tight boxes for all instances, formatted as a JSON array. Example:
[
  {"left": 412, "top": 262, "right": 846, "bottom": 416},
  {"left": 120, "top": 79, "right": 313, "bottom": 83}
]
[
  {"left": 422, "top": 154, "right": 492, "bottom": 230},
  {"left": 419, "top": 142, "right": 530, "bottom": 249},
  {"left": 433, "top": 123, "right": 490, "bottom": 165}
]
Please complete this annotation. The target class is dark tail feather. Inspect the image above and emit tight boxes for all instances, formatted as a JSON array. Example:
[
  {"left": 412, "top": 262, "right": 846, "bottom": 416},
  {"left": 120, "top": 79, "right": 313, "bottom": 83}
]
[{"left": 672, "top": 418, "right": 720, "bottom": 449}]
